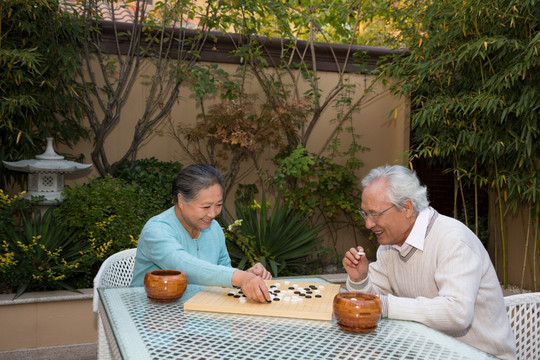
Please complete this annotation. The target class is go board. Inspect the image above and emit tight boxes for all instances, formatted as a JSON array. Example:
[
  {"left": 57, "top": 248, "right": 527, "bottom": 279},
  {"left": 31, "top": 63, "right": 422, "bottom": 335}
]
[{"left": 183, "top": 280, "right": 341, "bottom": 321}]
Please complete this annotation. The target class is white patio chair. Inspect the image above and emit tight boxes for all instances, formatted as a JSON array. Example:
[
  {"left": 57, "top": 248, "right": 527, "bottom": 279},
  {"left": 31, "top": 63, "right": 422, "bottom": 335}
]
[
  {"left": 93, "top": 248, "right": 137, "bottom": 360},
  {"left": 504, "top": 292, "right": 540, "bottom": 360}
]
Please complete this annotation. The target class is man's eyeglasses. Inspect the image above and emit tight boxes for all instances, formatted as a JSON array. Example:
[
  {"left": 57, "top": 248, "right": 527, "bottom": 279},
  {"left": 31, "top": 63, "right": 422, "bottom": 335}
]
[{"left": 358, "top": 205, "right": 394, "bottom": 220}]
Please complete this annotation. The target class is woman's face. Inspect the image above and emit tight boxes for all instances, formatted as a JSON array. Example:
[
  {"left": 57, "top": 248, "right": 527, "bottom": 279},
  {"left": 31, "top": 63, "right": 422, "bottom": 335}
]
[{"left": 177, "top": 183, "right": 223, "bottom": 232}]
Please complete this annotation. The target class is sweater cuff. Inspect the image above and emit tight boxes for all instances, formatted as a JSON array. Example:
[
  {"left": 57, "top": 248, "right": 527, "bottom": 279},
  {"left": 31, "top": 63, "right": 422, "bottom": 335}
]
[
  {"left": 378, "top": 295, "right": 388, "bottom": 318},
  {"left": 346, "top": 276, "right": 369, "bottom": 291}
]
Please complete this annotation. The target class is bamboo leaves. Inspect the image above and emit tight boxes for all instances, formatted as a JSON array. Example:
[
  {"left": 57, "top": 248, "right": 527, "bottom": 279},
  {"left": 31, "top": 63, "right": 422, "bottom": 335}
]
[{"left": 386, "top": 0, "right": 539, "bottom": 288}]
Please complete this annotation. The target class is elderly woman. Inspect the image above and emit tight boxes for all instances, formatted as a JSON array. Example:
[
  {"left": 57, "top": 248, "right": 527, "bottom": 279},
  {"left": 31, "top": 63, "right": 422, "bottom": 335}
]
[
  {"left": 343, "top": 164, "right": 516, "bottom": 359},
  {"left": 131, "top": 164, "right": 272, "bottom": 303}
]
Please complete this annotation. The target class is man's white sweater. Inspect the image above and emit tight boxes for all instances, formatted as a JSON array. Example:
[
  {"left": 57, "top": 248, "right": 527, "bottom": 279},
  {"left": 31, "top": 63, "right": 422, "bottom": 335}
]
[{"left": 347, "top": 208, "right": 516, "bottom": 359}]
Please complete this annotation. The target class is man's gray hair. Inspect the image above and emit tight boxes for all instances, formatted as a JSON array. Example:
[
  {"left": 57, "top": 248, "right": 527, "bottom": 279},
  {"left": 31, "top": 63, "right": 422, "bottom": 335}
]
[{"left": 361, "top": 164, "right": 429, "bottom": 212}]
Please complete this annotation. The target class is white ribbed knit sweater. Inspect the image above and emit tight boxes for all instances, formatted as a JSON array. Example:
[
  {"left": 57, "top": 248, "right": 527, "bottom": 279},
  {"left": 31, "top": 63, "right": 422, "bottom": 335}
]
[{"left": 347, "top": 208, "right": 516, "bottom": 360}]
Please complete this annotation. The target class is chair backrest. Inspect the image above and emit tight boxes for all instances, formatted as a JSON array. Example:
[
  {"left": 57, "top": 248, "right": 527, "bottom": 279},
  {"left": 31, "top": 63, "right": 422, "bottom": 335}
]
[
  {"left": 504, "top": 292, "right": 540, "bottom": 360},
  {"left": 93, "top": 248, "right": 137, "bottom": 312}
]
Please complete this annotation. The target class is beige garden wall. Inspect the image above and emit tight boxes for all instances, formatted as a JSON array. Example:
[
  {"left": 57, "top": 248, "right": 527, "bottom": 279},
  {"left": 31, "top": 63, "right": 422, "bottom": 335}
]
[
  {"left": 0, "top": 290, "right": 95, "bottom": 351},
  {"left": 54, "top": 59, "right": 410, "bottom": 258},
  {"left": 59, "top": 63, "right": 409, "bottom": 176}
]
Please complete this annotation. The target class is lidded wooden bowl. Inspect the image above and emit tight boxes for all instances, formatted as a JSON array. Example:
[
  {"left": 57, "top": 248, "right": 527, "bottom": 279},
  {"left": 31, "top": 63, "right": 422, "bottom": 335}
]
[
  {"left": 333, "top": 292, "right": 381, "bottom": 333},
  {"left": 144, "top": 269, "right": 187, "bottom": 303}
]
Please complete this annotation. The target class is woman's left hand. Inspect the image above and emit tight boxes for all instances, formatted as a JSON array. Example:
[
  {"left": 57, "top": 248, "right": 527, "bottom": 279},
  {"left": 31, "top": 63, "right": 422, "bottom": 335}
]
[{"left": 247, "top": 263, "right": 273, "bottom": 280}]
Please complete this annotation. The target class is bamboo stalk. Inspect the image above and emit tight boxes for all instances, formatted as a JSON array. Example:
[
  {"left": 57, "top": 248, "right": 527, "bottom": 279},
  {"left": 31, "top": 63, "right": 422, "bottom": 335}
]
[
  {"left": 459, "top": 176, "right": 468, "bottom": 227},
  {"left": 453, "top": 171, "right": 459, "bottom": 218},
  {"left": 493, "top": 196, "right": 499, "bottom": 273},
  {"left": 474, "top": 173, "right": 479, "bottom": 236},
  {"left": 520, "top": 206, "right": 531, "bottom": 290},
  {"left": 534, "top": 204, "right": 539, "bottom": 291},
  {"left": 494, "top": 161, "right": 508, "bottom": 288}
]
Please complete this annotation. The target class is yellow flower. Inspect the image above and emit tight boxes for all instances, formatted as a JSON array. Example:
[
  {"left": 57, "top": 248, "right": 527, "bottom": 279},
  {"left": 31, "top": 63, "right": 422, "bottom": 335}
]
[
  {"left": 0, "top": 189, "right": 27, "bottom": 204},
  {"left": 252, "top": 199, "right": 261, "bottom": 209},
  {"left": 17, "top": 241, "right": 31, "bottom": 252},
  {"left": 0, "top": 252, "right": 17, "bottom": 270}
]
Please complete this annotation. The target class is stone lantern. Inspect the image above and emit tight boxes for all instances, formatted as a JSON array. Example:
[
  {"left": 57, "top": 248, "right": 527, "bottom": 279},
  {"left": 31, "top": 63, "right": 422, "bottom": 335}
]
[{"left": 3, "top": 138, "right": 92, "bottom": 205}]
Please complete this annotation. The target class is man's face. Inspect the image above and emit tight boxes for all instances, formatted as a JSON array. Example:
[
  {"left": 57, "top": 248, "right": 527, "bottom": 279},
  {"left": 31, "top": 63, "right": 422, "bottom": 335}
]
[{"left": 360, "top": 178, "right": 415, "bottom": 247}]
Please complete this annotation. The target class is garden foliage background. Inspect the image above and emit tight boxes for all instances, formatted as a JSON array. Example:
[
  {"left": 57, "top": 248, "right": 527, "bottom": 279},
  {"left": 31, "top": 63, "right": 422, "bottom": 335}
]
[{"left": 1, "top": 0, "right": 538, "bottom": 294}]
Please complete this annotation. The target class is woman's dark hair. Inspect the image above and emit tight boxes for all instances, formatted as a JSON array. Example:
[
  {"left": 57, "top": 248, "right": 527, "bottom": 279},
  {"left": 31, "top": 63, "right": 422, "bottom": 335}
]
[{"left": 172, "top": 164, "right": 225, "bottom": 204}]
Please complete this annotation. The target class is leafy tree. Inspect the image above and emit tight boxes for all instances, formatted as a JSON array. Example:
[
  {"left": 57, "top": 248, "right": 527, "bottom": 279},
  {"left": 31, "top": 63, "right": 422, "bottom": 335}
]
[
  {"left": 170, "top": 81, "right": 313, "bottom": 200},
  {"left": 384, "top": 0, "right": 540, "bottom": 288},
  {"left": 167, "top": 1, "right": 397, "bottom": 251},
  {"left": 71, "top": 0, "right": 224, "bottom": 176},
  {"left": 208, "top": 0, "right": 385, "bottom": 153},
  {"left": 0, "top": 0, "right": 89, "bottom": 188}
]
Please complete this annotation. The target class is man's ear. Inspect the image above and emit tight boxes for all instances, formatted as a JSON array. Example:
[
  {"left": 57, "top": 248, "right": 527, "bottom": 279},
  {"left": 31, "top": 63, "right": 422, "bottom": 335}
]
[{"left": 403, "top": 199, "right": 415, "bottom": 218}]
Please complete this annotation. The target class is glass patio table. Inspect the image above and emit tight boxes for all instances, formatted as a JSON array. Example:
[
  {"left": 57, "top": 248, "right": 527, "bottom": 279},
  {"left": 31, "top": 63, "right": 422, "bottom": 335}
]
[{"left": 97, "top": 277, "right": 497, "bottom": 360}]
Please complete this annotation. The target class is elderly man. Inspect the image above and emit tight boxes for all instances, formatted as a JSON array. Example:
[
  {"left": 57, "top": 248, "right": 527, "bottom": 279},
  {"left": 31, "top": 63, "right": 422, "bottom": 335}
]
[{"left": 343, "top": 164, "right": 516, "bottom": 359}]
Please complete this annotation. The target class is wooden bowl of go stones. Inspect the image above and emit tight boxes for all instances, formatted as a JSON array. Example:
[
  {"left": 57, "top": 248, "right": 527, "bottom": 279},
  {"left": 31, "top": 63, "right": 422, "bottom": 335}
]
[
  {"left": 144, "top": 269, "right": 188, "bottom": 303},
  {"left": 333, "top": 292, "right": 382, "bottom": 333}
]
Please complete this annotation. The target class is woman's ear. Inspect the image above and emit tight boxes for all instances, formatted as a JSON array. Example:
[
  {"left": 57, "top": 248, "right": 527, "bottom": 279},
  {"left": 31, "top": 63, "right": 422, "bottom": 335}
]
[{"left": 176, "top": 194, "right": 184, "bottom": 207}]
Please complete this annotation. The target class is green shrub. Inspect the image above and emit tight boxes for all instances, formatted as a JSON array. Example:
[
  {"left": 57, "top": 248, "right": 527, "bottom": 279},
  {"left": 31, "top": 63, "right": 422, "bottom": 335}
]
[
  {"left": 54, "top": 175, "right": 168, "bottom": 287},
  {"left": 1, "top": 207, "right": 91, "bottom": 298},
  {"left": 114, "top": 157, "right": 183, "bottom": 209},
  {"left": 270, "top": 145, "right": 370, "bottom": 264},
  {"left": 222, "top": 193, "right": 325, "bottom": 277},
  {"left": 271, "top": 145, "right": 363, "bottom": 219}
]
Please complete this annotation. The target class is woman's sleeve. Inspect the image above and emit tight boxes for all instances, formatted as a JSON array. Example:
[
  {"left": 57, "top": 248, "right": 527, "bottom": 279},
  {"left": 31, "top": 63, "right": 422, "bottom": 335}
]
[{"left": 140, "top": 220, "right": 236, "bottom": 287}]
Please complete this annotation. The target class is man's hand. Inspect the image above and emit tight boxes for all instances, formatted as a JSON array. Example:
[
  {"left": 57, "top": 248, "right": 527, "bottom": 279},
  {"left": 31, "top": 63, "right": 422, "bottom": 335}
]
[{"left": 342, "top": 246, "right": 369, "bottom": 282}]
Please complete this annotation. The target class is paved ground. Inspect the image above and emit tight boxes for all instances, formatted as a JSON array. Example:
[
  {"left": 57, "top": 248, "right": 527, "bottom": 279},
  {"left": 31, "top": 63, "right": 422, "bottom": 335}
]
[{"left": 0, "top": 343, "right": 97, "bottom": 360}]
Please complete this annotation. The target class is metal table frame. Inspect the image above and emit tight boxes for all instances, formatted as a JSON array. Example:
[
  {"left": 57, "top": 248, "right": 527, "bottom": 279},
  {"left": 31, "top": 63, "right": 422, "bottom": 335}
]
[{"left": 98, "top": 278, "right": 497, "bottom": 360}]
